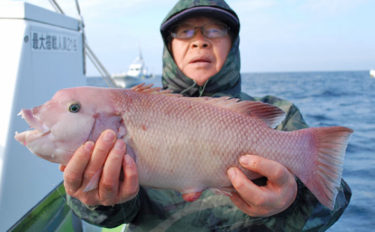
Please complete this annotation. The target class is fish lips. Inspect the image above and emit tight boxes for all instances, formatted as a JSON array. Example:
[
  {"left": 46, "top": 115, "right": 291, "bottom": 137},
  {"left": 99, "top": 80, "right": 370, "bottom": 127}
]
[
  {"left": 18, "top": 109, "right": 50, "bottom": 133},
  {"left": 15, "top": 109, "right": 51, "bottom": 145}
]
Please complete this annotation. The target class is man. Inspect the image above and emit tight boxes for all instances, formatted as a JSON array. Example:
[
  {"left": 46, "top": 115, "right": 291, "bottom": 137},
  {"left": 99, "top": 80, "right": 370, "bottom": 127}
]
[{"left": 63, "top": 0, "right": 351, "bottom": 231}]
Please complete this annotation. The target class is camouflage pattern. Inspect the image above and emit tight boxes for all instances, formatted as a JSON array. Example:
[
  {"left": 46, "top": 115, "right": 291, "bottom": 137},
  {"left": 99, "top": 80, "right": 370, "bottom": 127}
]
[
  {"left": 161, "top": 0, "right": 241, "bottom": 98},
  {"left": 67, "top": 0, "right": 351, "bottom": 231}
]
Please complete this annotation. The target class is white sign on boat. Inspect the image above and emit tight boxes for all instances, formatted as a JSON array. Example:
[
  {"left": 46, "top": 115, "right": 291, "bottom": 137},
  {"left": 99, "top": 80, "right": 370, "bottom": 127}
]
[{"left": 0, "top": 2, "right": 86, "bottom": 231}]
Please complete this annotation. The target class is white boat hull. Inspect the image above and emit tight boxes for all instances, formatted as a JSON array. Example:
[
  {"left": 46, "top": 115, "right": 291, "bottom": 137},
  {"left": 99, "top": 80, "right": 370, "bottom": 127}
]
[{"left": 0, "top": 3, "right": 86, "bottom": 230}]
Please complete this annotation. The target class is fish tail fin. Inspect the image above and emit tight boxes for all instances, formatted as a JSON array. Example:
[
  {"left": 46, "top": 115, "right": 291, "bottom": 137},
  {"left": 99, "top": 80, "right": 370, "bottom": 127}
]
[{"left": 298, "top": 126, "right": 352, "bottom": 210}]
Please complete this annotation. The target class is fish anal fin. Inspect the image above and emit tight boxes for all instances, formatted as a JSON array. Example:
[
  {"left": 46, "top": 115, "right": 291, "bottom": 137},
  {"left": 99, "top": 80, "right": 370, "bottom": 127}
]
[{"left": 211, "top": 187, "right": 235, "bottom": 197}]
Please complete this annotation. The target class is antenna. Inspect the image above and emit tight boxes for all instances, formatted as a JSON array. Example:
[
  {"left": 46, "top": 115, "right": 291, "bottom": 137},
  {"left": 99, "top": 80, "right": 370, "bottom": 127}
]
[{"left": 48, "top": 0, "right": 116, "bottom": 87}]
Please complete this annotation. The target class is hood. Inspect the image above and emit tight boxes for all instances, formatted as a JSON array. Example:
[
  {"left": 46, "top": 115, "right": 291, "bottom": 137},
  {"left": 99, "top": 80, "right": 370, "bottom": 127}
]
[{"left": 160, "top": 0, "right": 242, "bottom": 97}]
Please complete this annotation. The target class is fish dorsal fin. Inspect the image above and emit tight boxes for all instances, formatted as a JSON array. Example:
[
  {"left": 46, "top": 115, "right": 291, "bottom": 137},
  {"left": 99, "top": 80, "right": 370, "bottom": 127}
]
[
  {"left": 191, "top": 97, "right": 286, "bottom": 128},
  {"left": 130, "top": 84, "right": 285, "bottom": 128},
  {"left": 131, "top": 83, "right": 176, "bottom": 96}
]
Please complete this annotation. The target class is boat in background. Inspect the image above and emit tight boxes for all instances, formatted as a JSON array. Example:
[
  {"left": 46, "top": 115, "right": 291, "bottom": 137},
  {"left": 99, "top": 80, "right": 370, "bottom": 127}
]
[
  {"left": 111, "top": 74, "right": 141, "bottom": 88},
  {"left": 370, "top": 69, "right": 375, "bottom": 78},
  {"left": 111, "top": 49, "right": 154, "bottom": 88}
]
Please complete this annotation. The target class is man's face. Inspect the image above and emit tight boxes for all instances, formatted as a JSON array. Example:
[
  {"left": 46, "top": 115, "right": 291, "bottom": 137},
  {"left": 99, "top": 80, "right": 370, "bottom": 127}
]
[{"left": 171, "top": 17, "right": 232, "bottom": 86}]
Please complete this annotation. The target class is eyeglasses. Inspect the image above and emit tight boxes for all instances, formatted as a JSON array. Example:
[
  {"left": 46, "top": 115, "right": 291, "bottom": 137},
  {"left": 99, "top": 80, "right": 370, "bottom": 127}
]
[{"left": 171, "top": 23, "right": 230, "bottom": 39}]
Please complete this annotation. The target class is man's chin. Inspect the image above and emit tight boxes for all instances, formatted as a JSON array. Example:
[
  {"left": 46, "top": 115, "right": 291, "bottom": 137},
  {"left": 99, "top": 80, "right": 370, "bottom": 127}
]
[{"left": 184, "top": 70, "right": 216, "bottom": 86}]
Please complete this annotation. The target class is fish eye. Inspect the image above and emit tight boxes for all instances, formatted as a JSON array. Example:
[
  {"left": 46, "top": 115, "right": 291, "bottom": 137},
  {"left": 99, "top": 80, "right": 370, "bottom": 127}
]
[{"left": 68, "top": 103, "right": 81, "bottom": 113}]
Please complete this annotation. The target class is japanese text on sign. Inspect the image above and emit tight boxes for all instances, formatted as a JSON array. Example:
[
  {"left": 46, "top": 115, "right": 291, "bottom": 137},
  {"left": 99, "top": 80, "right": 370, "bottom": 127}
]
[{"left": 31, "top": 31, "right": 78, "bottom": 52}]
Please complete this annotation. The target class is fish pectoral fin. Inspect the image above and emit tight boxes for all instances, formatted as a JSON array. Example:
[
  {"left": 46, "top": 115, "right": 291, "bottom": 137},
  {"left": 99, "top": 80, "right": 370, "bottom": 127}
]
[{"left": 83, "top": 168, "right": 103, "bottom": 192}]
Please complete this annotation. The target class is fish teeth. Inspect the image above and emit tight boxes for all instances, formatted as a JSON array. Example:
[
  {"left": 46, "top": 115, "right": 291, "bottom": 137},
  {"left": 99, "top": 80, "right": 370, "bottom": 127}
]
[
  {"left": 17, "top": 110, "right": 24, "bottom": 118},
  {"left": 42, "top": 124, "right": 50, "bottom": 133}
]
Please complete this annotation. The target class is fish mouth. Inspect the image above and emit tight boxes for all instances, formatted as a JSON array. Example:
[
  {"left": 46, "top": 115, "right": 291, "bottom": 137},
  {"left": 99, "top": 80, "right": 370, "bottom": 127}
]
[
  {"left": 15, "top": 109, "right": 51, "bottom": 145},
  {"left": 18, "top": 109, "right": 50, "bottom": 133}
]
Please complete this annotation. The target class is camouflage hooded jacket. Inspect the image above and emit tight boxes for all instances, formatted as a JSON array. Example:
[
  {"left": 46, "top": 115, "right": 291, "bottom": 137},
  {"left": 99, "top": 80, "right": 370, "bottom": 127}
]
[{"left": 67, "top": 0, "right": 351, "bottom": 231}]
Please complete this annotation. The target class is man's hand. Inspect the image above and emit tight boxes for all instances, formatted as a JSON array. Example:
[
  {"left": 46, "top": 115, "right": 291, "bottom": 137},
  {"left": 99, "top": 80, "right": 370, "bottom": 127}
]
[
  {"left": 227, "top": 155, "right": 297, "bottom": 217},
  {"left": 60, "top": 130, "right": 139, "bottom": 206}
]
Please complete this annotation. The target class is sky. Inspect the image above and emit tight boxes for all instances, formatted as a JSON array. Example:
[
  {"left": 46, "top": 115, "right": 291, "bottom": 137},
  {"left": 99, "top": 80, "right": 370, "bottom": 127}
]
[{"left": 21, "top": 0, "right": 375, "bottom": 75}]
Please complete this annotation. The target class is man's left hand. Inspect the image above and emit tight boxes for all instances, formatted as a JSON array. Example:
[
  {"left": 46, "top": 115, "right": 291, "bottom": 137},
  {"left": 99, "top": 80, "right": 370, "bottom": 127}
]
[{"left": 227, "top": 154, "right": 297, "bottom": 217}]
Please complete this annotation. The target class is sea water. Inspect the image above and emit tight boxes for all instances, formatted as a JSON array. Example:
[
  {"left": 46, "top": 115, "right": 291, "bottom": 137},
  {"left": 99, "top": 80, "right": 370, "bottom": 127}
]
[
  {"left": 241, "top": 71, "right": 375, "bottom": 232},
  {"left": 88, "top": 71, "right": 375, "bottom": 231}
]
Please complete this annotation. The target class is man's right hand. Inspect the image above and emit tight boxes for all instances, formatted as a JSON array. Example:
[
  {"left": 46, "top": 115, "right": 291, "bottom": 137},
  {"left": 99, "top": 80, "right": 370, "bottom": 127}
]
[{"left": 60, "top": 129, "right": 139, "bottom": 206}]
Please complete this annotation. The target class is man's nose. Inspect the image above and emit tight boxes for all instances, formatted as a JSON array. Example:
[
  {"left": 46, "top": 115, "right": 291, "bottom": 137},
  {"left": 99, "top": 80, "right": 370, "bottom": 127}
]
[{"left": 191, "top": 30, "right": 210, "bottom": 48}]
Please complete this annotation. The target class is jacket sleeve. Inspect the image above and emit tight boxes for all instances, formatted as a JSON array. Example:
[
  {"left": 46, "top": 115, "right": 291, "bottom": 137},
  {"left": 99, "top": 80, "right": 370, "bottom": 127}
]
[
  {"left": 66, "top": 190, "right": 141, "bottom": 228},
  {"left": 258, "top": 95, "right": 352, "bottom": 231}
]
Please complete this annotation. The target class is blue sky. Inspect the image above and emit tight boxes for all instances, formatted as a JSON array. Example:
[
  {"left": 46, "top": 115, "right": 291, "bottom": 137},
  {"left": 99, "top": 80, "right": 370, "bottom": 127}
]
[{"left": 24, "top": 0, "right": 375, "bottom": 75}]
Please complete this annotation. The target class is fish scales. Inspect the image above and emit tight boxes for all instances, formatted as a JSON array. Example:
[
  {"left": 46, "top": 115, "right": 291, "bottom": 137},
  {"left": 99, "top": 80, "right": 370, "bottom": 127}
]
[
  {"left": 120, "top": 91, "right": 245, "bottom": 190},
  {"left": 120, "top": 90, "right": 308, "bottom": 192},
  {"left": 14, "top": 84, "right": 353, "bottom": 209}
]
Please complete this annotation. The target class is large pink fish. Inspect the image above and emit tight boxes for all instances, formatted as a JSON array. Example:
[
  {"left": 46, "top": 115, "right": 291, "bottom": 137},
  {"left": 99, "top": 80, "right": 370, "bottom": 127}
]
[{"left": 15, "top": 84, "right": 352, "bottom": 209}]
